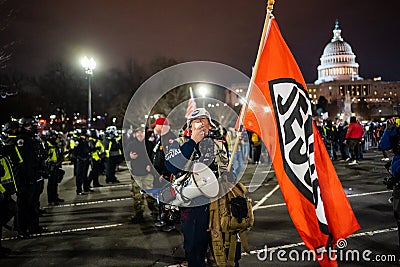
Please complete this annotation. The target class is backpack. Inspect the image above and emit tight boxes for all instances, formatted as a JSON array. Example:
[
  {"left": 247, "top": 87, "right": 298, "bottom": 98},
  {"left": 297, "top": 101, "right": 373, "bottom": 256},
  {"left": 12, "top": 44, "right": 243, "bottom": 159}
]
[
  {"left": 219, "top": 182, "right": 254, "bottom": 232},
  {"left": 209, "top": 181, "right": 254, "bottom": 267}
]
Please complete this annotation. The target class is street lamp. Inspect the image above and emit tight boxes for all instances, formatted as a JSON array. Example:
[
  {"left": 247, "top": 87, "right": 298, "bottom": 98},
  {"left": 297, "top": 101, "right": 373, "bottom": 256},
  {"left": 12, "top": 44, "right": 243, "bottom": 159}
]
[
  {"left": 198, "top": 85, "right": 209, "bottom": 108},
  {"left": 81, "top": 56, "right": 96, "bottom": 128}
]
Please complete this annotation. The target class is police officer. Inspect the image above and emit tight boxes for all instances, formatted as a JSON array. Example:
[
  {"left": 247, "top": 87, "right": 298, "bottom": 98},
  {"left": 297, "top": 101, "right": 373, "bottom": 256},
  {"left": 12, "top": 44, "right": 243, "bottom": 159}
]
[
  {"left": 323, "top": 119, "right": 338, "bottom": 161},
  {"left": 165, "top": 108, "right": 231, "bottom": 266},
  {"left": 103, "top": 126, "right": 122, "bottom": 184},
  {"left": 72, "top": 129, "right": 92, "bottom": 195},
  {"left": 67, "top": 129, "right": 80, "bottom": 177},
  {"left": 0, "top": 138, "right": 18, "bottom": 257},
  {"left": 2, "top": 121, "right": 23, "bottom": 183},
  {"left": 16, "top": 117, "right": 47, "bottom": 237},
  {"left": 45, "top": 130, "right": 64, "bottom": 205},
  {"left": 88, "top": 129, "right": 104, "bottom": 187},
  {"left": 380, "top": 117, "right": 400, "bottom": 248}
]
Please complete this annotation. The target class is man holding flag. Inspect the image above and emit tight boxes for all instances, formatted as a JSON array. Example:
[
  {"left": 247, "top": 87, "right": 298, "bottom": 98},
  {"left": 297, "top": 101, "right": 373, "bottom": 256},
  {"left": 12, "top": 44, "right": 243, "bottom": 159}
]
[{"left": 233, "top": 0, "right": 360, "bottom": 266}]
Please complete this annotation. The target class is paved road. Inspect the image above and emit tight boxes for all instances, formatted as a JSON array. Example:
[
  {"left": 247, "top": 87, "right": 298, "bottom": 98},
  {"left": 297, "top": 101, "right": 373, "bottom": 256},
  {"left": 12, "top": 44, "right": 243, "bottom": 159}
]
[{"left": 1, "top": 148, "right": 399, "bottom": 266}]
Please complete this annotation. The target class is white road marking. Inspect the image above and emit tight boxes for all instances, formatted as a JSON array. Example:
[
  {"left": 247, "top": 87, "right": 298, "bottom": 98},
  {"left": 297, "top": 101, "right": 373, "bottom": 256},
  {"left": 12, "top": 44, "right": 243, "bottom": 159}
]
[
  {"left": 44, "top": 197, "right": 133, "bottom": 208},
  {"left": 1, "top": 223, "right": 123, "bottom": 241},
  {"left": 252, "top": 184, "right": 280, "bottom": 211},
  {"left": 253, "top": 190, "right": 391, "bottom": 211}
]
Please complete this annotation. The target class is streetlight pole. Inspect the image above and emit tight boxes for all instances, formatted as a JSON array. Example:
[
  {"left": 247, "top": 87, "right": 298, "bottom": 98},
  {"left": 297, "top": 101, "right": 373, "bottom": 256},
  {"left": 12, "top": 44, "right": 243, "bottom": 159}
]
[{"left": 81, "top": 56, "right": 96, "bottom": 128}]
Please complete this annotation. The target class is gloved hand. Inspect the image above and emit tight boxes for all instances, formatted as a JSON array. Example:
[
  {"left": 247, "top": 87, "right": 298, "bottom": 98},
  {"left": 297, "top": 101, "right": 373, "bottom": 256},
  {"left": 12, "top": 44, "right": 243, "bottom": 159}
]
[
  {"left": 221, "top": 171, "right": 237, "bottom": 183},
  {"left": 386, "top": 118, "right": 398, "bottom": 130}
]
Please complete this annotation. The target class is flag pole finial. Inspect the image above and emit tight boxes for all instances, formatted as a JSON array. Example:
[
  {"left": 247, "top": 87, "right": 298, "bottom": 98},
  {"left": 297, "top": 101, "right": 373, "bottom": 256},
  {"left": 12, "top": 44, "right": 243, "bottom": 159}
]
[{"left": 267, "top": 0, "right": 275, "bottom": 11}]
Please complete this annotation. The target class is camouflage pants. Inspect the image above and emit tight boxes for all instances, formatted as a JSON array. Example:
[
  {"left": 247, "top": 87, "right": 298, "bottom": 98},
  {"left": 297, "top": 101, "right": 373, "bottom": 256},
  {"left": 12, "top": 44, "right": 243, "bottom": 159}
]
[{"left": 131, "top": 174, "right": 158, "bottom": 217}]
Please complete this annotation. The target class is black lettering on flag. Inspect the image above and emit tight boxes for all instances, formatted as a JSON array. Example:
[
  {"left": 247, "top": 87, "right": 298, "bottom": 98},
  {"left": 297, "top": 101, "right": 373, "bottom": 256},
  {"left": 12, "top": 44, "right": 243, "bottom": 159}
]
[{"left": 270, "top": 78, "right": 329, "bottom": 235}]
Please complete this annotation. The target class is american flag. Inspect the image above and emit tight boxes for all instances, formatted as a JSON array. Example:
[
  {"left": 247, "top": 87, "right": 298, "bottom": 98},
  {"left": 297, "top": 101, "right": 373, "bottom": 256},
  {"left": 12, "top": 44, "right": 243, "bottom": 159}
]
[{"left": 185, "top": 87, "right": 197, "bottom": 118}]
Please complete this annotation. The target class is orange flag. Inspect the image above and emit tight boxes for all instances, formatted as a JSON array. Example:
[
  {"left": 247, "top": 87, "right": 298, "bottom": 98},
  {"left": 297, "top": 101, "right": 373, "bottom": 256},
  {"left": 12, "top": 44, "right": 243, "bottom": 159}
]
[{"left": 243, "top": 18, "right": 360, "bottom": 266}]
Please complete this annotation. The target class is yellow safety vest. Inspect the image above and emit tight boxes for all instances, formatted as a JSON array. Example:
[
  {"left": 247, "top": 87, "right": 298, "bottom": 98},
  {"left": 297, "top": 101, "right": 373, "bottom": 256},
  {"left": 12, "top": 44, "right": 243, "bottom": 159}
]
[
  {"left": 90, "top": 137, "right": 104, "bottom": 161},
  {"left": 69, "top": 135, "right": 78, "bottom": 149},
  {"left": 0, "top": 155, "right": 17, "bottom": 194},
  {"left": 47, "top": 141, "right": 58, "bottom": 163}
]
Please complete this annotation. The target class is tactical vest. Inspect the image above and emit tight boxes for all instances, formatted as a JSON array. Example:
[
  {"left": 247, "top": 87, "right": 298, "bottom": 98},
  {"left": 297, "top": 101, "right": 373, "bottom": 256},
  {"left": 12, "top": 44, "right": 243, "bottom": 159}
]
[
  {"left": 105, "top": 136, "right": 122, "bottom": 158},
  {"left": 209, "top": 182, "right": 254, "bottom": 267}
]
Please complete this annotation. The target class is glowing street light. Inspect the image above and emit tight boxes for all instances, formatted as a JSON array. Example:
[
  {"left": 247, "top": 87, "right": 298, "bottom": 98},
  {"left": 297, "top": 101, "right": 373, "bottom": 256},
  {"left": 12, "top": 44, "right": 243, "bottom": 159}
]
[
  {"left": 81, "top": 56, "right": 96, "bottom": 128},
  {"left": 198, "top": 85, "right": 209, "bottom": 107}
]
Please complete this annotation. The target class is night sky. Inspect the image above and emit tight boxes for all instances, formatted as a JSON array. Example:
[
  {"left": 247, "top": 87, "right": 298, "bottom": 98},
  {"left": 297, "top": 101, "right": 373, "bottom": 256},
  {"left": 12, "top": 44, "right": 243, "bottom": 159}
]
[{"left": 4, "top": 0, "right": 400, "bottom": 83}]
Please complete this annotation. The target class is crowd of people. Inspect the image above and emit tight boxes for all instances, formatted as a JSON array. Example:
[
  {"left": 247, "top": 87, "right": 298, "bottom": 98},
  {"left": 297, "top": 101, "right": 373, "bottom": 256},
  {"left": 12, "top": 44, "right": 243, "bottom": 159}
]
[
  {"left": 122, "top": 108, "right": 271, "bottom": 266},
  {"left": 0, "top": 117, "right": 128, "bottom": 258},
  {"left": 4, "top": 110, "right": 395, "bottom": 265},
  {"left": 0, "top": 117, "right": 62, "bottom": 257},
  {"left": 317, "top": 116, "right": 388, "bottom": 165},
  {"left": 0, "top": 110, "right": 252, "bottom": 264}
]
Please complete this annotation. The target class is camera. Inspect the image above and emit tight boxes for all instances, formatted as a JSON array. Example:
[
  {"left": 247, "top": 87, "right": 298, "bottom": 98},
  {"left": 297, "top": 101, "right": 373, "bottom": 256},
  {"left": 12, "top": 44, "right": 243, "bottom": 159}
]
[
  {"left": 383, "top": 161, "right": 395, "bottom": 190},
  {"left": 383, "top": 176, "right": 394, "bottom": 190},
  {"left": 208, "top": 128, "right": 223, "bottom": 140}
]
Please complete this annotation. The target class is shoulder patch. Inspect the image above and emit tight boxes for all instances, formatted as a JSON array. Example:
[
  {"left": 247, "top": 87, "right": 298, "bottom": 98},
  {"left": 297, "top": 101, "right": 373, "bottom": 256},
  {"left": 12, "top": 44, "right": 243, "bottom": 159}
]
[{"left": 17, "top": 139, "right": 24, "bottom": 147}]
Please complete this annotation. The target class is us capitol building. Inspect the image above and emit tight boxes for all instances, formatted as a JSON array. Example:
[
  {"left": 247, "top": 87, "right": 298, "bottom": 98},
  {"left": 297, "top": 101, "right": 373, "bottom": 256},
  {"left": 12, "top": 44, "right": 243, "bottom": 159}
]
[
  {"left": 307, "top": 20, "right": 400, "bottom": 121},
  {"left": 227, "top": 21, "right": 399, "bottom": 121}
]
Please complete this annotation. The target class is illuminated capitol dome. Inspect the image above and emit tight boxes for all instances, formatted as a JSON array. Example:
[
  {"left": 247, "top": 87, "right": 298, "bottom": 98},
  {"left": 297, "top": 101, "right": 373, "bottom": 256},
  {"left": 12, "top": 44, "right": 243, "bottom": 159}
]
[
  {"left": 231, "top": 20, "right": 400, "bottom": 120},
  {"left": 315, "top": 20, "right": 362, "bottom": 85}
]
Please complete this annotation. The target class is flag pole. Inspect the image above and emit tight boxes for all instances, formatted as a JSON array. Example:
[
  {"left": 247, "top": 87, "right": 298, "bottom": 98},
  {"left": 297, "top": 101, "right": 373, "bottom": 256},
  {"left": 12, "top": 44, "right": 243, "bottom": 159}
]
[
  {"left": 227, "top": 0, "right": 275, "bottom": 172},
  {"left": 189, "top": 86, "right": 194, "bottom": 99}
]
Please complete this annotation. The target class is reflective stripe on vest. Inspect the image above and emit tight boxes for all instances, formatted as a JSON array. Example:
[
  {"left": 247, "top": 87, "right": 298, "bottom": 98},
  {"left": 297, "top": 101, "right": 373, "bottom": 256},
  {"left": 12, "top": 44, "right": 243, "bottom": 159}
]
[{"left": 8, "top": 135, "right": 23, "bottom": 164}]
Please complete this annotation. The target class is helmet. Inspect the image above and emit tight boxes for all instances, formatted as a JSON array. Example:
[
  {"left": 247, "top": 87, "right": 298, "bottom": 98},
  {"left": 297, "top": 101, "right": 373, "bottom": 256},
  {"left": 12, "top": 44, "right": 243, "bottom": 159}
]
[
  {"left": 74, "top": 128, "right": 89, "bottom": 136},
  {"left": 89, "top": 129, "right": 99, "bottom": 138},
  {"left": 19, "top": 117, "right": 37, "bottom": 128},
  {"left": 106, "top": 126, "right": 117, "bottom": 135},
  {"left": 19, "top": 116, "right": 39, "bottom": 133},
  {"left": 2, "top": 120, "right": 19, "bottom": 134},
  {"left": 80, "top": 128, "right": 89, "bottom": 137},
  {"left": 186, "top": 108, "right": 215, "bottom": 127},
  {"left": 41, "top": 129, "right": 58, "bottom": 140},
  {"left": 49, "top": 130, "right": 58, "bottom": 138}
]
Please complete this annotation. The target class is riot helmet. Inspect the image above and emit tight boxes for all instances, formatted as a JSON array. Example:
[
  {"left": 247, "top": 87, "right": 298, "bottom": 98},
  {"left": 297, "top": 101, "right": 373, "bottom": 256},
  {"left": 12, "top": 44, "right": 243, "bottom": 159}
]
[
  {"left": 19, "top": 116, "right": 38, "bottom": 133},
  {"left": 2, "top": 120, "right": 19, "bottom": 135}
]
